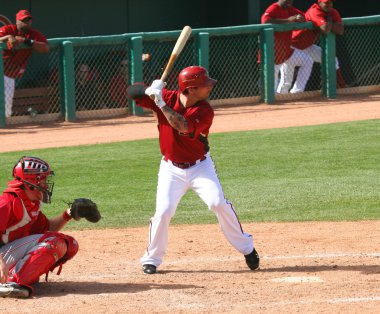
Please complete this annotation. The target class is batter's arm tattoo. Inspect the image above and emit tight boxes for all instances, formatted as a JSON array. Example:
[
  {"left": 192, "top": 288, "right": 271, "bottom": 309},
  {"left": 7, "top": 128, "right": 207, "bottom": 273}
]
[{"left": 161, "top": 106, "right": 188, "bottom": 132}]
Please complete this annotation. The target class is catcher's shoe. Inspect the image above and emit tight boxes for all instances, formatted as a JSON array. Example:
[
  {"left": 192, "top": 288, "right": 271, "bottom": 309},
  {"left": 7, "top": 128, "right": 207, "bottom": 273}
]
[
  {"left": 244, "top": 248, "right": 260, "bottom": 270},
  {"left": 0, "top": 282, "right": 30, "bottom": 298},
  {"left": 143, "top": 264, "right": 157, "bottom": 274}
]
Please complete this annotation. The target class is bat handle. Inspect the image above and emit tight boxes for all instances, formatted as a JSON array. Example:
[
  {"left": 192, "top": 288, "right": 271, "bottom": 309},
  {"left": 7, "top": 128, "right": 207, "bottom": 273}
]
[{"left": 161, "top": 54, "right": 177, "bottom": 83}]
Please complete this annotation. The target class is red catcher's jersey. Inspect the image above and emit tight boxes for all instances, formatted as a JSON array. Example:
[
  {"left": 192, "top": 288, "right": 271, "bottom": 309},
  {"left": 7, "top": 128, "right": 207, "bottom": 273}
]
[
  {"left": 0, "top": 24, "right": 48, "bottom": 78},
  {"left": 136, "top": 89, "right": 214, "bottom": 163},
  {"left": 261, "top": 3, "right": 304, "bottom": 64},
  {"left": 0, "top": 188, "right": 49, "bottom": 245},
  {"left": 292, "top": 4, "right": 342, "bottom": 50}
]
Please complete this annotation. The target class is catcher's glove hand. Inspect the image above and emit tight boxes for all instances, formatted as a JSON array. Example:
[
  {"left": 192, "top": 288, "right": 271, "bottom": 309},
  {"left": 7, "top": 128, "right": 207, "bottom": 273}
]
[{"left": 69, "top": 198, "right": 101, "bottom": 223}]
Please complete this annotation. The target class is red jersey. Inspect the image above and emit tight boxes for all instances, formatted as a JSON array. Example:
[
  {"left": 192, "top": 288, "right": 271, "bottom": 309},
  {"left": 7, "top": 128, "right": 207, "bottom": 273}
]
[
  {"left": 261, "top": 3, "right": 304, "bottom": 64},
  {"left": 136, "top": 89, "right": 214, "bottom": 163},
  {"left": 0, "top": 24, "right": 48, "bottom": 78},
  {"left": 0, "top": 187, "right": 49, "bottom": 245},
  {"left": 292, "top": 4, "right": 342, "bottom": 50}
]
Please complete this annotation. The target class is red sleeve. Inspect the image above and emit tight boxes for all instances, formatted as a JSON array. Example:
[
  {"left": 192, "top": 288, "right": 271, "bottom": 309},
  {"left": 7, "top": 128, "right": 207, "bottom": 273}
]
[
  {"left": 135, "top": 94, "right": 158, "bottom": 112},
  {"left": 29, "top": 212, "right": 50, "bottom": 234},
  {"left": 29, "top": 29, "right": 48, "bottom": 43},
  {"left": 0, "top": 194, "right": 12, "bottom": 233},
  {"left": 0, "top": 25, "right": 12, "bottom": 36},
  {"left": 330, "top": 9, "right": 342, "bottom": 23},
  {"left": 261, "top": 4, "right": 279, "bottom": 23},
  {"left": 136, "top": 88, "right": 177, "bottom": 113},
  {"left": 309, "top": 6, "right": 329, "bottom": 27}
]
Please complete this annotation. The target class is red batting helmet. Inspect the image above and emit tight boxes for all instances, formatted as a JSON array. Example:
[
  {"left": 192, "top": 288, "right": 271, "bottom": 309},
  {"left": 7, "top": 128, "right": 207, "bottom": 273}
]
[
  {"left": 178, "top": 66, "right": 217, "bottom": 92},
  {"left": 11, "top": 156, "right": 55, "bottom": 203}
]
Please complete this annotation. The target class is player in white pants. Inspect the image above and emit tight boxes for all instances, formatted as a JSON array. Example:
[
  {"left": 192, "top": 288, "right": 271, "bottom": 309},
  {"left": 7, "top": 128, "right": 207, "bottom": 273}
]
[
  {"left": 277, "top": 48, "right": 314, "bottom": 94},
  {"left": 129, "top": 66, "right": 260, "bottom": 274}
]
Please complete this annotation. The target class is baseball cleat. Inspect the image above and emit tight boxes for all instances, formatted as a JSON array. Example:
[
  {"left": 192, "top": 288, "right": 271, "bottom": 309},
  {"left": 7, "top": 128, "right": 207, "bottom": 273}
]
[
  {"left": 244, "top": 248, "right": 260, "bottom": 270},
  {"left": 0, "top": 282, "right": 30, "bottom": 298},
  {"left": 142, "top": 264, "right": 157, "bottom": 274}
]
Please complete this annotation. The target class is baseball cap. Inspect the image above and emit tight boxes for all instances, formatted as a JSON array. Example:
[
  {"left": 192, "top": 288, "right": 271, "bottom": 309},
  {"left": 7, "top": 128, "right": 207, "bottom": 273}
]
[{"left": 16, "top": 10, "right": 32, "bottom": 21}]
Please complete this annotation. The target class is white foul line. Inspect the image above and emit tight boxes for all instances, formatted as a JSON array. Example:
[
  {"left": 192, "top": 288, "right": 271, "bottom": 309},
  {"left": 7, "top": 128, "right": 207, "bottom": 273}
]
[{"left": 264, "top": 252, "right": 380, "bottom": 260}]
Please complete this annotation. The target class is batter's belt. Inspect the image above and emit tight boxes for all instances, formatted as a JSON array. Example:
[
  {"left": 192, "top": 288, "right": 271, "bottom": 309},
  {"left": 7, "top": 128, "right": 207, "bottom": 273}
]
[{"left": 163, "top": 156, "right": 206, "bottom": 169}]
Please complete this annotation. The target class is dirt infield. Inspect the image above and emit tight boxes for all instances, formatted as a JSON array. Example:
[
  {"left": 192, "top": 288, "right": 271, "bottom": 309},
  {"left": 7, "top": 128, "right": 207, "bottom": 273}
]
[{"left": 0, "top": 94, "right": 380, "bottom": 313}]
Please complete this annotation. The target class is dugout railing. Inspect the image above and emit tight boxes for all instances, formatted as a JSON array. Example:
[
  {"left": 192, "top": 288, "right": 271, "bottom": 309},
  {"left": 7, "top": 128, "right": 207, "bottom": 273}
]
[{"left": 1, "top": 15, "right": 379, "bottom": 127}]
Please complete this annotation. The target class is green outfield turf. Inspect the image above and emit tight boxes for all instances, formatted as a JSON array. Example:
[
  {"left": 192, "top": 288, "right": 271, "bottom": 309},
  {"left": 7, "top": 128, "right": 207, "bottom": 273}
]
[{"left": 1, "top": 119, "right": 379, "bottom": 230}]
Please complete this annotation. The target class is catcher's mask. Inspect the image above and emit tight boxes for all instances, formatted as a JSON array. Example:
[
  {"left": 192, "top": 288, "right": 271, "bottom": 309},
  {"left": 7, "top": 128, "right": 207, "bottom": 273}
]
[
  {"left": 11, "top": 156, "right": 55, "bottom": 203},
  {"left": 178, "top": 66, "right": 217, "bottom": 92}
]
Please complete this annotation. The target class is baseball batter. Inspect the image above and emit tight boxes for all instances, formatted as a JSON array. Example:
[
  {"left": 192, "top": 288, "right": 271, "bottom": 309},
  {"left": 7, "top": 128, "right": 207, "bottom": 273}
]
[
  {"left": 127, "top": 66, "right": 260, "bottom": 274},
  {"left": 291, "top": 0, "right": 345, "bottom": 88},
  {"left": 0, "top": 10, "right": 49, "bottom": 118},
  {"left": 0, "top": 156, "right": 100, "bottom": 298},
  {"left": 261, "top": 0, "right": 314, "bottom": 93}
]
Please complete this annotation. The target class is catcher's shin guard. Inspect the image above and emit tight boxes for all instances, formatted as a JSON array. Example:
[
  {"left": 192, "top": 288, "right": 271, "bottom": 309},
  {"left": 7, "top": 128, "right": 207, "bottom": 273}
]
[{"left": 9, "top": 232, "right": 78, "bottom": 287}]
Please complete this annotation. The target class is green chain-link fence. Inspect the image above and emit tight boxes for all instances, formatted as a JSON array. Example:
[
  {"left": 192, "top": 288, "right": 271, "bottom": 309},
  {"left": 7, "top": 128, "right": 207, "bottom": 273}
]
[{"left": 1, "top": 15, "right": 380, "bottom": 127}]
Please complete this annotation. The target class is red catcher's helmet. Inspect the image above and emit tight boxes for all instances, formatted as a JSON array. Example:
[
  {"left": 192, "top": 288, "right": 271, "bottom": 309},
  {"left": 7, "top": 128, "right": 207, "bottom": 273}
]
[
  {"left": 178, "top": 66, "right": 217, "bottom": 92},
  {"left": 11, "top": 156, "right": 55, "bottom": 203}
]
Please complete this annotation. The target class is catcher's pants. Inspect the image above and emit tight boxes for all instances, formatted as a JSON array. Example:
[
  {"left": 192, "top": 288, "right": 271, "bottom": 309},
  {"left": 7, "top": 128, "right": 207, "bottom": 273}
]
[
  {"left": 277, "top": 48, "right": 314, "bottom": 94},
  {"left": 4, "top": 75, "right": 15, "bottom": 118},
  {"left": 140, "top": 154, "right": 255, "bottom": 268}
]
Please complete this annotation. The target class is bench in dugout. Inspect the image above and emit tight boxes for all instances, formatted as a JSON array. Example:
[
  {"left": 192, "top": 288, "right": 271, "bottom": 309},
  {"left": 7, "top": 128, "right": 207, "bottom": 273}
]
[{"left": 12, "top": 87, "right": 50, "bottom": 116}]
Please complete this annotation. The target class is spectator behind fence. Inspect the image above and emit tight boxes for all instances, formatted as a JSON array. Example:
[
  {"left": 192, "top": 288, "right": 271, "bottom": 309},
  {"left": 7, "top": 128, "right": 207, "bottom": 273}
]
[
  {"left": 108, "top": 59, "right": 129, "bottom": 108},
  {"left": 75, "top": 63, "right": 103, "bottom": 110},
  {"left": 291, "top": 0, "right": 345, "bottom": 88},
  {"left": 0, "top": 10, "right": 49, "bottom": 117},
  {"left": 261, "top": 0, "right": 314, "bottom": 94}
]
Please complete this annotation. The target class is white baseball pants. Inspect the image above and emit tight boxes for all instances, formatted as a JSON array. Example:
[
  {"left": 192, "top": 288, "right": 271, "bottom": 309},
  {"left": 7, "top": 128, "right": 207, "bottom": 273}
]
[
  {"left": 0, "top": 234, "right": 43, "bottom": 270},
  {"left": 277, "top": 48, "right": 314, "bottom": 94},
  {"left": 302, "top": 44, "right": 340, "bottom": 70},
  {"left": 4, "top": 75, "right": 15, "bottom": 118},
  {"left": 140, "top": 154, "right": 254, "bottom": 267}
]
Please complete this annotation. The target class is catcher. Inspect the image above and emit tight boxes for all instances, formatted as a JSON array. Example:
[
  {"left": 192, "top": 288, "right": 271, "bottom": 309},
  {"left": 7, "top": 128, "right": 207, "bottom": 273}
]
[{"left": 0, "top": 156, "right": 101, "bottom": 298}]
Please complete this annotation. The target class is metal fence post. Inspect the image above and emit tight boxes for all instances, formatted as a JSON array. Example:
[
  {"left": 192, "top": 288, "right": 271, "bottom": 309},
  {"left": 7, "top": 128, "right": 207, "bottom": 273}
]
[
  {"left": 61, "top": 41, "right": 76, "bottom": 121},
  {"left": 129, "top": 36, "right": 144, "bottom": 116},
  {"left": 197, "top": 32, "right": 209, "bottom": 69},
  {"left": 260, "top": 28, "right": 275, "bottom": 104},
  {"left": 321, "top": 32, "right": 336, "bottom": 99},
  {"left": 0, "top": 45, "right": 5, "bottom": 127}
]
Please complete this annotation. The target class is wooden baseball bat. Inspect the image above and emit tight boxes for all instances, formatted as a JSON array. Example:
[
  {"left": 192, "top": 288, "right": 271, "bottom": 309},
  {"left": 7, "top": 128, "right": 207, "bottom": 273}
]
[{"left": 160, "top": 25, "right": 192, "bottom": 82}]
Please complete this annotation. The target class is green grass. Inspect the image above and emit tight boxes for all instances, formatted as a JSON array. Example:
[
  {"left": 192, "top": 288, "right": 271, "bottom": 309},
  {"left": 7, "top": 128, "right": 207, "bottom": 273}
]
[{"left": 1, "top": 119, "right": 379, "bottom": 230}]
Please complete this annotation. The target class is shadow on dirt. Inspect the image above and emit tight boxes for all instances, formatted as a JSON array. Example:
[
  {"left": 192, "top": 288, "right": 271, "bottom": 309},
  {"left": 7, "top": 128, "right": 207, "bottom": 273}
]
[{"left": 34, "top": 281, "right": 200, "bottom": 297}]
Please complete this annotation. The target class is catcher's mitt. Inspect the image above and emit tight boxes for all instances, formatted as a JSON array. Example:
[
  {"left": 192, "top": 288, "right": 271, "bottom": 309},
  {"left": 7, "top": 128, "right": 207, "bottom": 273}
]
[{"left": 69, "top": 198, "right": 101, "bottom": 223}]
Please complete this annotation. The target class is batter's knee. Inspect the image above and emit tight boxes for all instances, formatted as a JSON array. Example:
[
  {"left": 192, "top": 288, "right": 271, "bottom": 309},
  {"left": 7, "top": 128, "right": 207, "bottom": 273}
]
[
  {"left": 207, "top": 196, "right": 227, "bottom": 212},
  {"left": 153, "top": 207, "right": 176, "bottom": 222}
]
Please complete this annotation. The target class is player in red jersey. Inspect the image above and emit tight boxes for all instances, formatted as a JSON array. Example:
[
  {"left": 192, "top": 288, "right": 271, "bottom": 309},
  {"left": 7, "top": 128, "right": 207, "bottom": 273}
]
[
  {"left": 0, "top": 10, "right": 49, "bottom": 117},
  {"left": 127, "top": 66, "right": 260, "bottom": 274},
  {"left": 0, "top": 156, "right": 79, "bottom": 298},
  {"left": 261, "top": 0, "right": 313, "bottom": 93},
  {"left": 291, "top": 0, "right": 345, "bottom": 88}
]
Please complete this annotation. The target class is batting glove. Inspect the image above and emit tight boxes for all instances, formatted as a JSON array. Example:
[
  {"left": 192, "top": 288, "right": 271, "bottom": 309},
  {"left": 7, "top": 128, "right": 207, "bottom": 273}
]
[
  {"left": 145, "top": 87, "right": 166, "bottom": 108},
  {"left": 150, "top": 79, "right": 165, "bottom": 90}
]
